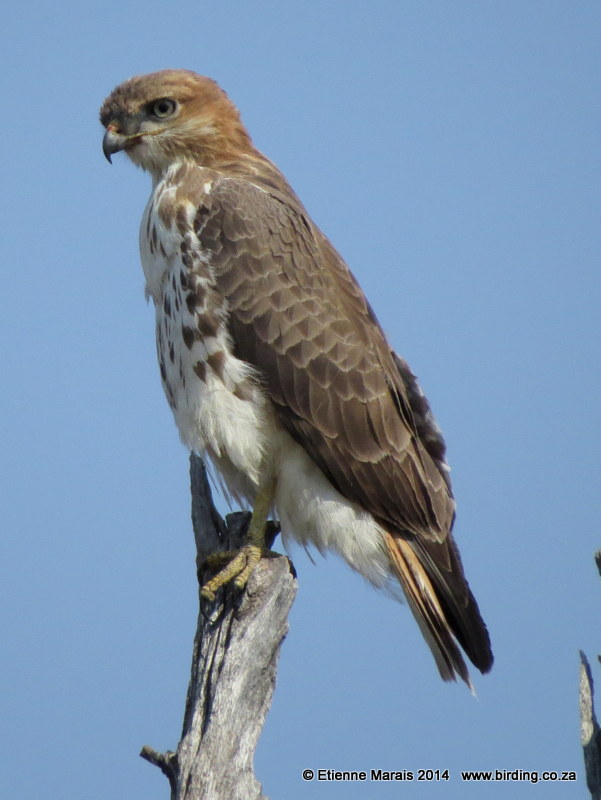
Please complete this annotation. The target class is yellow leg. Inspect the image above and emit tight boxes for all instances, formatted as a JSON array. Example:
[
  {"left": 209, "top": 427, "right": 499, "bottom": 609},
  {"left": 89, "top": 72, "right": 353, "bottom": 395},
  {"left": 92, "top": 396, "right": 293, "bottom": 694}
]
[{"left": 200, "top": 474, "right": 277, "bottom": 602}]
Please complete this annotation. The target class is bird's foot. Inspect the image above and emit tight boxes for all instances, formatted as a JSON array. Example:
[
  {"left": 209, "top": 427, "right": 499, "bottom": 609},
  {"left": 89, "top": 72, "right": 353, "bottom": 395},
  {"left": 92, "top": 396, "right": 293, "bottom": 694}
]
[
  {"left": 200, "top": 545, "right": 278, "bottom": 602},
  {"left": 200, "top": 471, "right": 279, "bottom": 602}
]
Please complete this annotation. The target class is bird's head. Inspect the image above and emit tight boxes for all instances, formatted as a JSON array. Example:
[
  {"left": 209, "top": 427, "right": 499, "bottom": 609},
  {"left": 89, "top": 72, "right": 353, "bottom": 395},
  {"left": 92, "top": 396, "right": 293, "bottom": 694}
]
[{"left": 100, "top": 70, "right": 253, "bottom": 177}]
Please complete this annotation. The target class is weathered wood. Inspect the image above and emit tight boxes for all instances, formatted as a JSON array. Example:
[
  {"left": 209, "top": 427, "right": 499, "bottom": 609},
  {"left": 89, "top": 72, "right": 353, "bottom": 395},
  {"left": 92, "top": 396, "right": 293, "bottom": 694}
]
[
  {"left": 580, "top": 550, "right": 601, "bottom": 799},
  {"left": 141, "top": 454, "right": 297, "bottom": 799},
  {"left": 580, "top": 652, "right": 601, "bottom": 799}
]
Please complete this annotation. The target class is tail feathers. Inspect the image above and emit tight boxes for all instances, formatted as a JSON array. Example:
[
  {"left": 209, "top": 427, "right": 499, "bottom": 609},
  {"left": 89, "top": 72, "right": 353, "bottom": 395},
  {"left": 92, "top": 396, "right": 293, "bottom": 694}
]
[{"left": 385, "top": 532, "right": 493, "bottom": 687}]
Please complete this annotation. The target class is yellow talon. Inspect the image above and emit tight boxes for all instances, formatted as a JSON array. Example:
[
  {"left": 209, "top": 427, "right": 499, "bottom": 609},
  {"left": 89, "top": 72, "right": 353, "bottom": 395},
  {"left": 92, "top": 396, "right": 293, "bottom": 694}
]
[
  {"left": 201, "top": 544, "right": 263, "bottom": 600},
  {"left": 232, "top": 545, "right": 263, "bottom": 589},
  {"left": 199, "top": 470, "right": 278, "bottom": 601}
]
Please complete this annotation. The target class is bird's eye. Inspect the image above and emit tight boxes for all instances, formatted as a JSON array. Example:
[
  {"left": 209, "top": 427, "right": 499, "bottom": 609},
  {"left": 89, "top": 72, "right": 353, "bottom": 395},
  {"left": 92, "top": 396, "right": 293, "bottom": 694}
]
[{"left": 150, "top": 98, "right": 177, "bottom": 118}]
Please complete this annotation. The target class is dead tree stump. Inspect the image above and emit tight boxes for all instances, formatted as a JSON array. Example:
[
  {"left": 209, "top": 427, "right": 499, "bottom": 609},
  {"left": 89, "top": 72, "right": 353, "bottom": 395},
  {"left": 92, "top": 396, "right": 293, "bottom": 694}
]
[
  {"left": 141, "top": 454, "right": 297, "bottom": 799},
  {"left": 580, "top": 551, "right": 601, "bottom": 799}
]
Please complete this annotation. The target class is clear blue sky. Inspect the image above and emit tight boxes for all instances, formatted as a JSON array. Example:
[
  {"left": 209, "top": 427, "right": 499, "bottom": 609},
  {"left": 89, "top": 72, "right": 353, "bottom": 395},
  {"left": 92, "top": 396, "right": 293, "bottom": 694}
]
[{"left": 2, "top": 2, "right": 599, "bottom": 797}]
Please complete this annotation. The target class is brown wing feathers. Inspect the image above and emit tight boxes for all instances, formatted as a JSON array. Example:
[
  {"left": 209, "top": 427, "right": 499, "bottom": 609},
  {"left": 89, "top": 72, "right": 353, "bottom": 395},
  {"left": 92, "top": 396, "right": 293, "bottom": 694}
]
[{"left": 197, "top": 174, "right": 493, "bottom": 682}]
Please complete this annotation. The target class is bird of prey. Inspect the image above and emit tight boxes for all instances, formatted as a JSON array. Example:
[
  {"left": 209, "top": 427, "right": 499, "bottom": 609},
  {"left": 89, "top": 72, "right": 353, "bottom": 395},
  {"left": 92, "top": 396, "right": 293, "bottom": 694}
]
[{"left": 100, "top": 70, "right": 492, "bottom": 685}]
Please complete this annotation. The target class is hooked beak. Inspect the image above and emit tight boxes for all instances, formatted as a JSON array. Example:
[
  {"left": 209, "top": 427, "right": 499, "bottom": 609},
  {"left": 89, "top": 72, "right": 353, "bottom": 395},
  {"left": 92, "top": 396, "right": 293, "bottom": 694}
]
[{"left": 102, "top": 126, "right": 131, "bottom": 163}]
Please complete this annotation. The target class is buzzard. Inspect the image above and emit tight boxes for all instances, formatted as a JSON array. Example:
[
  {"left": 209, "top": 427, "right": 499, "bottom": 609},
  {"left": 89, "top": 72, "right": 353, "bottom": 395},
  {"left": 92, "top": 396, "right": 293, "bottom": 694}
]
[{"left": 100, "top": 70, "right": 492, "bottom": 685}]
